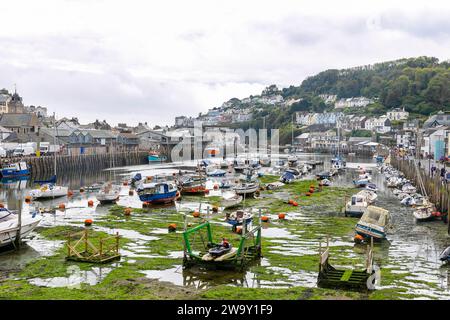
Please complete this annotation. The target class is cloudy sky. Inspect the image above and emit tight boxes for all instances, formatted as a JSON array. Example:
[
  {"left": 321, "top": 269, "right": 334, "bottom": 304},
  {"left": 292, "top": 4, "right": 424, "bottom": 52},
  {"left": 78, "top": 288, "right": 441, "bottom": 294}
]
[{"left": 1, "top": 0, "right": 449, "bottom": 126}]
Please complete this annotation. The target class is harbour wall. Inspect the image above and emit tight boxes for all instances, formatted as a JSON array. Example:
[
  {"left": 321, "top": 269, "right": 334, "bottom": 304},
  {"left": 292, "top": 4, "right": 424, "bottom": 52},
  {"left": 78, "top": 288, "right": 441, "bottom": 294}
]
[{"left": 1, "top": 151, "right": 149, "bottom": 178}]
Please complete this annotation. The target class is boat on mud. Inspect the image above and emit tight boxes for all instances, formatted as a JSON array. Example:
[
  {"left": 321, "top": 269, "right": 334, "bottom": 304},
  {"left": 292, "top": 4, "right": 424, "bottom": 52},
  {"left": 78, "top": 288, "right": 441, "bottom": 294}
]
[
  {"left": 355, "top": 206, "right": 391, "bottom": 241},
  {"left": 280, "top": 171, "right": 295, "bottom": 184},
  {"left": 225, "top": 210, "right": 253, "bottom": 227},
  {"left": 345, "top": 193, "right": 369, "bottom": 218},
  {"left": 0, "top": 208, "right": 42, "bottom": 248},
  {"left": 29, "top": 183, "right": 68, "bottom": 199},
  {"left": 220, "top": 192, "right": 243, "bottom": 209},
  {"left": 206, "top": 168, "right": 227, "bottom": 177},
  {"left": 178, "top": 175, "right": 207, "bottom": 195},
  {"left": 136, "top": 181, "right": 178, "bottom": 204},
  {"left": 234, "top": 183, "right": 259, "bottom": 196},
  {"left": 96, "top": 182, "right": 121, "bottom": 204}
]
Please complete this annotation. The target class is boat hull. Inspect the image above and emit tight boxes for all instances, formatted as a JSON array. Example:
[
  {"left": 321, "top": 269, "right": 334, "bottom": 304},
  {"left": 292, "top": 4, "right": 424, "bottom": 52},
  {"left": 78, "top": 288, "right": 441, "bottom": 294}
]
[
  {"left": 0, "top": 217, "right": 41, "bottom": 248},
  {"left": 355, "top": 223, "right": 386, "bottom": 241},
  {"left": 138, "top": 190, "right": 178, "bottom": 204},
  {"left": 1, "top": 169, "right": 30, "bottom": 178}
]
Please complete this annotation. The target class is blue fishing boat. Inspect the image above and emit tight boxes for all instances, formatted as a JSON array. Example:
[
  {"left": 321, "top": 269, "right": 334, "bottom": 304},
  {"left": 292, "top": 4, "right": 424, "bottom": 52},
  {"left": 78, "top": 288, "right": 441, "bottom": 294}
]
[
  {"left": 0, "top": 162, "right": 30, "bottom": 178},
  {"left": 280, "top": 171, "right": 295, "bottom": 183},
  {"left": 206, "top": 168, "right": 226, "bottom": 177},
  {"left": 136, "top": 181, "right": 178, "bottom": 204},
  {"left": 148, "top": 153, "right": 167, "bottom": 163},
  {"left": 226, "top": 210, "right": 253, "bottom": 227}
]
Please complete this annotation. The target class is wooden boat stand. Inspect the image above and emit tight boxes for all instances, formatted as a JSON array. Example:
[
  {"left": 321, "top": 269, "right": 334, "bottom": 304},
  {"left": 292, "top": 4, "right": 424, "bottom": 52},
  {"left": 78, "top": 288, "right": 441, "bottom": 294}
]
[
  {"left": 317, "top": 237, "right": 376, "bottom": 291},
  {"left": 66, "top": 229, "right": 121, "bottom": 263}
]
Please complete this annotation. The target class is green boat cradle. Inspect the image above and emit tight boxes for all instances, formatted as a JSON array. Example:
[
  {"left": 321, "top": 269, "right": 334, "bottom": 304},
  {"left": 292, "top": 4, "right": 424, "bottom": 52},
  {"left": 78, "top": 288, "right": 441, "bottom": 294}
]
[
  {"left": 317, "top": 238, "right": 376, "bottom": 291},
  {"left": 182, "top": 220, "right": 262, "bottom": 270}
]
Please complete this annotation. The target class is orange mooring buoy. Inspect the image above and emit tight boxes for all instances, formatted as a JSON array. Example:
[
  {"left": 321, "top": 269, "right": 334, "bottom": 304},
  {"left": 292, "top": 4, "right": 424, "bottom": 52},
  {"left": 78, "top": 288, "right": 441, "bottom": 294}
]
[
  {"left": 292, "top": 201, "right": 298, "bottom": 207},
  {"left": 192, "top": 210, "right": 200, "bottom": 218},
  {"left": 168, "top": 223, "right": 177, "bottom": 232},
  {"left": 67, "top": 190, "right": 74, "bottom": 197},
  {"left": 124, "top": 207, "right": 132, "bottom": 216},
  {"left": 278, "top": 213, "right": 286, "bottom": 219},
  {"left": 88, "top": 200, "right": 94, "bottom": 207},
  {"left": 58, "top": 203, "right": 66, "bottom": 210},
  {"left": 261, "top": 216, "right": 269, "bottom": 222},
  {"left": 84, "top": 219, "right": 93, "bottom": 226},
  {"left": 25, "top": 196, "right": 32, "bottom": 203}
]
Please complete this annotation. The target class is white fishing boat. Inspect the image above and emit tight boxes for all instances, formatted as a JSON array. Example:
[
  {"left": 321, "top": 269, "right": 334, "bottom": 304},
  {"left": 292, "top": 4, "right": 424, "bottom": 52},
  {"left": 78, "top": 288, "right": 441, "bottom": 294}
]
[
  {"left": 96, "top": 182, "right": 121, "bottom": 204},
  {"left": 29, "top": 184, "right": 69, "bottom": 199},
  {"left": 29, "top": 113, "right": 68, "bottom": 200},
  {"left": 0, "top": 208, "right": 42, "bottom": 248},
  {"left": 345, "top": 194, "right": 369, "bottom": 218},
  {"left": 413, "top": 199, "right": 436, "bottom": 222},
  {"left": 355, "top": 206, "right": 391, "bottom": 241},
  {"left": 357, "top": 190, "right": 378, "bottom": 204},
  {"left": 220, "top": 192, "right": 243, "bottom": 209},
  {"left": 234, "top": 183, "right": 259, "bottom": 195}
]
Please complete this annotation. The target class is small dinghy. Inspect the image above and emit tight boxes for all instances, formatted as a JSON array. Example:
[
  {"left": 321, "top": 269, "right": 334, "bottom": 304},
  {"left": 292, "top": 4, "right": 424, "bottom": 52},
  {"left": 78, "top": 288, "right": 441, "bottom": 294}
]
[
  {"left": 226, "top": 210, "right": 253, "bottom": 226},
  {"left": 320, "top": 179, "right": 331, "bottom": 186},
  {"left": 208, "top": 242, "right": 232, "bottom": 258},
  {"left": 365, "top": 183, "right": 378, "bottom": 192},
  {"left": 206, "top": 168, "right": 227, "bottom": 177},
  {"left": 355, "top": 206, "right": 391, "bottom": 241},
  {"left": 357, "top": 190, "right": 378, "bottom": 204}
]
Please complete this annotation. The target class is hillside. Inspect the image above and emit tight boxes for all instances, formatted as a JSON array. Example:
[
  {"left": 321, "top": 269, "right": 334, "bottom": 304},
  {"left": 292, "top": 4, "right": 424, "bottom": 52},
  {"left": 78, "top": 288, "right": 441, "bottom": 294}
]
[{"left": 224, "top": 56, "right": 449, "bottom": 143}]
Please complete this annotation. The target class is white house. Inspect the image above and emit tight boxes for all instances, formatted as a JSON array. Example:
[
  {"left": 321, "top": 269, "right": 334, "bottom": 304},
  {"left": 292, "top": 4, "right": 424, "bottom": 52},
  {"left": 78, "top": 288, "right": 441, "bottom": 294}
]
[
  {"left": 334, "top": 97, "right": 373, "bottom": 109},
  {"left": 387, "top": 107, "right": 409, "bottom": 121},
  {"left": 364, "top": 116, "right": 391, "bottom": 133}
]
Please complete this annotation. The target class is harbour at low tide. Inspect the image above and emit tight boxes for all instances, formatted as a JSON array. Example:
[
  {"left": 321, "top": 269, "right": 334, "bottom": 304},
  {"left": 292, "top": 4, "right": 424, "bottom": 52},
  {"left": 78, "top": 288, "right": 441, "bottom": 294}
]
[{"left": 1, "top": 153, "right": 450, "bottom": 299}]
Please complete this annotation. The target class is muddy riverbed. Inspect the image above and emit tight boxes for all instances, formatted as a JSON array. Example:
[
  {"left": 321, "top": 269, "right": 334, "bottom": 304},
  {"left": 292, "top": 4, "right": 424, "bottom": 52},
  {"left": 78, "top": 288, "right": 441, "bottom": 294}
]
[{"left": 0, "top": 153, "right": 450, "bottom": 300}]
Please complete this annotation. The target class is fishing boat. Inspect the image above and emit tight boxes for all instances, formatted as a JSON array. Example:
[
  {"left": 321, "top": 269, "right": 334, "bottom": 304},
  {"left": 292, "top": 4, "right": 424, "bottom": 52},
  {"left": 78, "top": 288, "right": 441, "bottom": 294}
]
[
  {"left": 178, "top": 174, "right": 206, "bottom": 194},
  {"left": 355, "top": 206, "right": 391, "bottom": 241},
  {"left": 29, "top": 113, "right": 68, "bottom": 200},
  {"left": 136, "top": 181, "right": 178, "bottom": 204},
  {"left": 206, "top": 168, "right": 227, "bottom": 177},
  {"left": 233, "top": 159, "right": 247, "bottom": 173},
  {"left": 413, "top": 198, "right": 437, "bottom": 222},
  {"left": 29, "top": 183, "right": 68, "bottom": 199},
  {"left": 345, "top": 194, "right": 369, "bottom": 218},
  {"left": 0, "top": 208, "right": 42, "bottom": 248},
  {"left": 234, "top": 183, "right": 259, "bottom": 196},
  {"left": 220, "top": 192, "right": 243, "bottom": 209},
  {"left": 280, "top": 171, "right": 295, "bottom": 184},
  {"left": 287, "top": 155, "right": 298, "bottom": 167},
  {"left": 259, "top": 156, "right": 271, "bottom": 167},
  {"left": 96, "top": 182, "right": 121, "bottom": 204},
  {"left": 357, "top": 190, "right": 378, "bottom": 204},
  {"left": 225, "top": 210, "right": 253, "bottom": 227},
  {"left": 148, "top": 152, "right": 167, "bottom": 163},
  {"left": 353, "top": 178, "right": 370, "bottom": 188},
  {"left": 0, "top": 162, "right": 30, "bottom": 178},
  {"left": 317, "top": 171, "right": 331, "bottom": 180}
]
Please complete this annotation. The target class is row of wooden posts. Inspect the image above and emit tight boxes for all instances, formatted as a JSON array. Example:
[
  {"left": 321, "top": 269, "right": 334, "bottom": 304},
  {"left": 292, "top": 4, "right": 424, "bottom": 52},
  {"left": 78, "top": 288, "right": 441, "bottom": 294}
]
[
  {"left": 2, "top": 151, "right": 149, "bottom": 177},
  {"left": 390, "top": 155, "right": 450, "bottom": 234}
]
